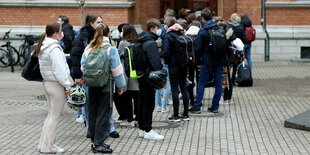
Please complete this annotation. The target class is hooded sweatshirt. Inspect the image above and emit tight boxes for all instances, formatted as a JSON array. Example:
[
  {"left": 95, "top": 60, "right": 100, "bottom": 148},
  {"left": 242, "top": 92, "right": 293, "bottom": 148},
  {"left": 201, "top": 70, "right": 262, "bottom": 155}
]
[
  {"left": 39, "top": 37, "right": 74, "bottom": 90},
  {"left": 137, "top": 31, "right": 163, "bottom": 80},
  {"left": 163, "top": 23, "right": 184, "bottom": 66}
]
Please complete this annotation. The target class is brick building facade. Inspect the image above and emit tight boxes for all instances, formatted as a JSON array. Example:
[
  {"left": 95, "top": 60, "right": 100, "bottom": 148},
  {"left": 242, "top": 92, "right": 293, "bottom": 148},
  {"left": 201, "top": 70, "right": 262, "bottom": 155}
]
[{"left": 0, "top": 0, "right": 310, "bottom": 61}]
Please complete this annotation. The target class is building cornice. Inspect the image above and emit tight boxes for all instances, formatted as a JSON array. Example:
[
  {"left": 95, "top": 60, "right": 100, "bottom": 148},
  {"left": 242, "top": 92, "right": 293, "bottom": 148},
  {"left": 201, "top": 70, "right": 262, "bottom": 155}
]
[
  {"left": 266, "top": 1, "right": 310, "bottom": 8},
  {"left": 0, "top": 1, "right": 136, "bottom": 8}
]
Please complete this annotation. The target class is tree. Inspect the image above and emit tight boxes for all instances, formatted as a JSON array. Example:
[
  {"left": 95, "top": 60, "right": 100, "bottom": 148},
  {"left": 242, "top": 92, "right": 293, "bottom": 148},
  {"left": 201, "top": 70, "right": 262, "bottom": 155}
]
[{"left": 76, "top": 0, "right": 86, "bottom": 26}]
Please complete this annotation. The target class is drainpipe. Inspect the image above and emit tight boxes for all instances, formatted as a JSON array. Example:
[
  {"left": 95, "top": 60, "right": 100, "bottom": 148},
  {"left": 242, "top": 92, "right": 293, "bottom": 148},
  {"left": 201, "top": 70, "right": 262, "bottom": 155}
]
[{"left": 261, "top": 0, "right": 270, "bottom": 61}]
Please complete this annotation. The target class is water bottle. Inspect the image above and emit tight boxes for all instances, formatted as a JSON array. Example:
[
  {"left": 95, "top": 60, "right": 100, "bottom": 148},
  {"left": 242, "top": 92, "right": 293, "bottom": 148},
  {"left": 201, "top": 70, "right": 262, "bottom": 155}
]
[{"left": 235, "top": 71, "right": 238, "bottom": 79}]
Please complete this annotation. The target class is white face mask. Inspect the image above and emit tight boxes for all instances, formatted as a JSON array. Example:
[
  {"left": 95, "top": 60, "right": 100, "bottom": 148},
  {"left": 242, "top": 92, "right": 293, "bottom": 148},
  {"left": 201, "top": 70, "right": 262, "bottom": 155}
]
[
  {"left": 120, "top": 32, "right": 123, "bottom": 38},
  {"left": 156, "top": 29, "right": 162, "bottom": 36}
]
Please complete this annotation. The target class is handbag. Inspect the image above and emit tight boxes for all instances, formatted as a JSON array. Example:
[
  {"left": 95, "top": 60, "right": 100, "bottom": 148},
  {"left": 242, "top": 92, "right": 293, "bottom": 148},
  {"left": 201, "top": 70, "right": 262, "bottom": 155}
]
[
  {"left": 147, "top": 69, "right": 167, "bottom": 90},
  {"left": 21, "top": 55, "right": 43, "bottom": 82}
]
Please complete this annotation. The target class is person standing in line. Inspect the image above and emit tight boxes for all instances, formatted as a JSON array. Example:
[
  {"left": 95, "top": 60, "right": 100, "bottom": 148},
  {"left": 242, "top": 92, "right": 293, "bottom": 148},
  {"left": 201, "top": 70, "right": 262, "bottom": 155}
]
[
  {"left": 117, "top": 25, "right": 140, "bottom": 127},
  {"left": 240, "top": 12, "right": 253, "bottom": 71},
  {"left": 137, "top": 19, "right": 164, "bottom": 140},
  {"left": 70, "top": 13, "right": 119, "bottom": 138},
  {"left": 188, "top": 8, "right": 227, "bottom": 114},
  {"left": 163, "top": 17, "right": 190, "bottom": 122},
  {"left": 36, "top": 22, "right": 74, "bottom": 153},
  {"left": 80, "top": 23, "right": 125, "bottom": 153}
]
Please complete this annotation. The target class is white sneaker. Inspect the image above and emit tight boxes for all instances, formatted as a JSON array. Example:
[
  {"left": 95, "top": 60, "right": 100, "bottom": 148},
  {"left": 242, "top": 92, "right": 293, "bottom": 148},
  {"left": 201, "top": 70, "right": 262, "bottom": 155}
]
[
  {"left": 115, "top": 119, "right": 126, "bottom": 123},
  {"left": 168, "top": 100, "right": 173, "bottom": 105},
  {"left": 56, "top": 147, "right": 65, "bottom": 153},
  {"left": 220, "top": 96, "right": 224, "bottom": 102},
  {"left": 161, "top": 108, "right": 168, "bottom": 113},
  {"left": 120, "top": 121, "right": 135, "bottom": 127},
  {"left": 219, "top": 100, "right": 228, "bottom": 105},
  {"left": 228, "top": 100, "right": 234, "bottom": 104},
  {"left": 178, "top": 93, "right": 183, "bottom": 99},
  {"left": 144, "top": 130, "right": 164, "bottom": 140},
  {"left": 156, "top": 107, "right": 162, "bottom": 112},
  {"left": 76, "top": 115, "right": 84, "bottom": 123},
  {"left": 138, "top": 130, "right": 145, "bottom": 138}
]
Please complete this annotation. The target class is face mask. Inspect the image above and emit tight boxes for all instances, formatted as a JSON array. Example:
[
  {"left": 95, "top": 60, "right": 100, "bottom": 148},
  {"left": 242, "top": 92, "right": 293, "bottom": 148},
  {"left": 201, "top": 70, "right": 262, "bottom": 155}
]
[
  {"left": 120, "top": 32, "right": 123, "bottom": 38},
  {"left": 164, "top": 25, "right": 168, "bottom": 30},
  {"left": 156, "top": 29, "right": 162, "bottom": 36}
]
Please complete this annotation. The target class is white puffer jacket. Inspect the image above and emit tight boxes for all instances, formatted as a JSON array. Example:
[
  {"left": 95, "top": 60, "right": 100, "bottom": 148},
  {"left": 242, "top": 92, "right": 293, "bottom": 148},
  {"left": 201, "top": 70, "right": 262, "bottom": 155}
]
[{"left": 39, "top": 37, "right": 74, "bottom": 90}]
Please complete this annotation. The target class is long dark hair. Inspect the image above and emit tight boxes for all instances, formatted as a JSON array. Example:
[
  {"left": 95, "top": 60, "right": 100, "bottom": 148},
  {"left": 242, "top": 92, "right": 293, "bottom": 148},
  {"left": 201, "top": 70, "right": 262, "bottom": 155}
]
[
  {"left": 33, "top": 22, "right": 61, "bottom": 57},
  {"left": 122, "top": 25, "right": 138, "bottom": 44},
  {"left": 85, "top": 13, "right": 101, "bottom": 26}
]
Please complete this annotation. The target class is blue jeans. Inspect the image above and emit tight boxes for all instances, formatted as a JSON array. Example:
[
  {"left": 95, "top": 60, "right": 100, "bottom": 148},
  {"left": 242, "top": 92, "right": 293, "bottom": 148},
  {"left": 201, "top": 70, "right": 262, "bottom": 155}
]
[
  {"left": 194, "top": 64, "right": 223, "bottom": 110},
  {"left": 110, "top": 114, "right": 115, "bottom": 133},
  {"left": 82, "top": 83, "right": 89, "bottom": 133},
  {"left": 155, "top": 59, "right": 171, "bottom": 109},
  {"left": 243, "top": 43, "right": 252, "bottom": 70}
]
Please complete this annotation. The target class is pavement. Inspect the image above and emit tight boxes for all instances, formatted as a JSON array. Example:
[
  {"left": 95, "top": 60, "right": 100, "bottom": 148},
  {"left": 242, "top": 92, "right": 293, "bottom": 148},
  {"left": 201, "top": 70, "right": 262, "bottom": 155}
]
[{"left": 0, "top": 61, "right": 310, "bottom": 154}]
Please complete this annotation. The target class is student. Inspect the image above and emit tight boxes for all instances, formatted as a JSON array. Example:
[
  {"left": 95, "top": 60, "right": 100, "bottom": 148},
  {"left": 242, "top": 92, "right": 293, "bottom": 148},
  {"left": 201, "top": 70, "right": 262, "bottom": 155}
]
[
  {"left": 117, "top": 25, "right": 140, "bottom": 126},
  {"left": 185, "top": 20, "right": 202, "bottom": 106},
  {"left": 36, "top": 22, "right": 74, "bottom": 153},
  {"left": 137, "top": 19, "right": 164, "bottom": 140},
  {"left": 240, "top": 12, "right": 253, "bottom": 70},
  {"left": 81, "top": 23, "right": 125, "bottom": 153},
  {"left": 189, "top": 8, "right": 227, "bottom": 114}
]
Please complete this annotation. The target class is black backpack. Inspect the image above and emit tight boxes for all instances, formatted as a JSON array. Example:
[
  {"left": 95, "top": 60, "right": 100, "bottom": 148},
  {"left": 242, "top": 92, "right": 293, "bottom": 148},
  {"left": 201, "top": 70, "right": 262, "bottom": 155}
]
[
  {"left": 237, "top": 62, "right": 253, "bottom": 87},
  {"left": 207, "top": 26, "right": 227, "bottom": 60},
  {"left": 123, "top": 41, "right": 148, "bottom": 79},
  {"left": 169, "top": 32, "right": 195, "bottom": 67}
]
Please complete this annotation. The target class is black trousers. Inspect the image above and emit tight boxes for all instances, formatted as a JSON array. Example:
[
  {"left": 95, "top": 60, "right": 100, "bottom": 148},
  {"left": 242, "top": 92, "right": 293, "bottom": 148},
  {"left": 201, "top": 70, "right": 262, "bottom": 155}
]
[
  {"left": 231, "top": 63, "right": 238, "bottom": 84},
  {"left": 224, "top": 64, "right": 233, "bottom": 100},
  {"left": 137, "top": 80, "right": 155, "bottom": 132},
  {"left": 88, "top": 84, "right": 112, "bottom": 146},
  {"left": 127, "top": 90, "right": 140, "bottom": 122},
  {"left": 113, "top": 91, "right": 127, "bottom": 120},
  {"left": 169, "top": 65, "right": 189, "bottom": 117}
]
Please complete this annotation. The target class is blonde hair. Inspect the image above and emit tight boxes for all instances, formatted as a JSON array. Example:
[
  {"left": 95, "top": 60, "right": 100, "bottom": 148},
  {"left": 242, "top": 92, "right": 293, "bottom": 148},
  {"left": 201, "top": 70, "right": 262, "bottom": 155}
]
[
  {"left": 230, "top": 13, "right": 241, "bottom": 23},
  {"left": 88, "top": 23, "right": 110, "bottom": 54}
]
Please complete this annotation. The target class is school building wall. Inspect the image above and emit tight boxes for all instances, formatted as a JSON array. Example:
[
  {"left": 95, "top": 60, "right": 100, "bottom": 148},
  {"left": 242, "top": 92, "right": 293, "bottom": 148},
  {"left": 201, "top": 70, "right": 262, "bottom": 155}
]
[{"left": 0, "top": 0, "right": 310, "bottom": 61}]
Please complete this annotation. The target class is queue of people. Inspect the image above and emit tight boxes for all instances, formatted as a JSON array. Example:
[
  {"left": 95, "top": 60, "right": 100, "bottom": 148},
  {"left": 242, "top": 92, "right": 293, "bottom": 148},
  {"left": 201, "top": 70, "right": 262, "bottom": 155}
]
[{"left": 35, "top": 6, "right": 254, "bottom": 154}]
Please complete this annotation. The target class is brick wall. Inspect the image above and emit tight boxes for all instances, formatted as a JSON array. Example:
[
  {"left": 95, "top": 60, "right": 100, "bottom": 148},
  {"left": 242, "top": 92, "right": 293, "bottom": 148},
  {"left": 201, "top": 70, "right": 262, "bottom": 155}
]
[
  {"left": 222, "top": 0, "right": 237, "bottom": 22},
  {"left": 266, "top": 8, "right": 310, "bottom": 25},
  {"left": 236, "top": 0, "right": 261, "bottom": 25},
  {"left": 0, "top": 7, "right": 130, "bottom": 27}
]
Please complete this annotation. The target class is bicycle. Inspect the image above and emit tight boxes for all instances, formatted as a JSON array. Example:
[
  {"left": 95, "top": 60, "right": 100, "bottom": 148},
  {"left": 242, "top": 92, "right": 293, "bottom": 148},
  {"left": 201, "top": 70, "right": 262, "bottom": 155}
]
[
  {"left": 16, "top": 34, "right": 40, "bottom": 66},
  {"left": 0, "top": 29, "right": 20, "bottom": 72}
]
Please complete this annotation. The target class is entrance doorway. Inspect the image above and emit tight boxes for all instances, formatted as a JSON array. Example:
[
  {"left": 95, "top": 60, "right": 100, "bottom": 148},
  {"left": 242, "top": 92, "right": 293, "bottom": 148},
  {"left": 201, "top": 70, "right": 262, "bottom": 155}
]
[{"left": 160, "top": 0, "right": 217, "bottom": 18}]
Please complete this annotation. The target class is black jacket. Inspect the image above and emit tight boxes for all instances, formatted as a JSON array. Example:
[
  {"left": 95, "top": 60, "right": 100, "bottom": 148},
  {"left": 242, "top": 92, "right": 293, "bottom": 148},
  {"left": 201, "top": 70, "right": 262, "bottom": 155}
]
[
  {"left": 228, "top": 21, "right": 247, "bottom": 43},
  {"left": 163, "top": 30, "right": 182, "bottom": 67},
  {"left": 195, "top": 20, "right": 227, "bottom": 66},
  {"left": 62, "top": 22, "right": 75, "bottom": 54},
  {"left": 240, "top": 17, "right": 252, "bottom": 28},
  {"left": 70, "top": 24, "right": 95, "bottom": 79},
  {"left": 138, "top": 31, "right": 163, "bottom": 80}
]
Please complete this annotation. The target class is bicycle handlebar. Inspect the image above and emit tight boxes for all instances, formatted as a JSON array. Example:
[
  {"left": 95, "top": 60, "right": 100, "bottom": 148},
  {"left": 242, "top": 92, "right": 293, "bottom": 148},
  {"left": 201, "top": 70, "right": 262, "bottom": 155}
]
[{"left": 1, "top": 29, "right": 12, "bottom": 40}]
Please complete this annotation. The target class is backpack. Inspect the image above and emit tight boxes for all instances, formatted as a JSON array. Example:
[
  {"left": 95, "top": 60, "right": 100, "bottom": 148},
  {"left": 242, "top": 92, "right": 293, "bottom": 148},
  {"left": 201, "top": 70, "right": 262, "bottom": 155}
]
[
  {"left": 237, "top": 62, "right": 253, "bottom": 87},
  {"left": 169, "top": 32, "right": 195, "bottom": 67},
  {"left": 207, "top": 26, "right": 227, "bottom": 60},
  {"left": 245, "top": 26, "right": 256, "bottom": 42},
  {"left": 84, "top": 45, "right": 111, "bottom": 87},
  {"left": 123, "top": 41, "right": 146, "bottom": 79}
]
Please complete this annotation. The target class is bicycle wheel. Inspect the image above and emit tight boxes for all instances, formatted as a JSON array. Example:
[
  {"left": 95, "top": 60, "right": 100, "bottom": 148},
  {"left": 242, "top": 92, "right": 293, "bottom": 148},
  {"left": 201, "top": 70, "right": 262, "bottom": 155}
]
[
  {"left": 0, "top": 48, "right": 9, "bottom": 66},
  {"left": 1, "top": 45, "right": 20, "bottom": 65},
  {"left": 19, "top": 44, "right": 26, "bottom": 65}
]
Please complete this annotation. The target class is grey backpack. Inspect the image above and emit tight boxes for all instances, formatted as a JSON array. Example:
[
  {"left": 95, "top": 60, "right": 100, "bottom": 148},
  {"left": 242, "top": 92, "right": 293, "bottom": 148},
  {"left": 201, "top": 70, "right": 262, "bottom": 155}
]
[{"left": 84, "top": 45, "right": 110, "bottom": 87}]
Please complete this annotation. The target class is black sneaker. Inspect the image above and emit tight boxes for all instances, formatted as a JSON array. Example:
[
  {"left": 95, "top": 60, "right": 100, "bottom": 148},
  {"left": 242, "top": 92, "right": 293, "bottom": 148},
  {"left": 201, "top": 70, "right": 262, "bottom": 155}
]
[
  {"left": 168, "top": 116, "right": 181, "bottom": 122},
  {"left": 181, "top": 115, "right": 190, "bottom": 121},
  {"left": 109, "top": 131, "right": 119, "bottom": 138},
  {"left": 92, "top": 144, "right": 113, "bottom": 153},
  {"left": 208, "top": 107, "right": 219, "bottom": 113},
  {"left": 189, "top": 107, "right": 201, "bottom": 114}
]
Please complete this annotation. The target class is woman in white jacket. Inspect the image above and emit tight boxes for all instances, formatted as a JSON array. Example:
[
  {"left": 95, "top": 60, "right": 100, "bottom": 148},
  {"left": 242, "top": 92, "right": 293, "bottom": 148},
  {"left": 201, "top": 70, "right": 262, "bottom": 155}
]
[{"left": 33, "top": 22, "right": 74, "bottom": 154}]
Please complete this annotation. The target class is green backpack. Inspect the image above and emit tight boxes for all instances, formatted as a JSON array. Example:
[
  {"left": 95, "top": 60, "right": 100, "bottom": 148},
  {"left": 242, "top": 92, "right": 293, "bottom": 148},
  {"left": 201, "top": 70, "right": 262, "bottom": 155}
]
[{"left": 84, "top": 45, "right": 110, "bottom": 87}]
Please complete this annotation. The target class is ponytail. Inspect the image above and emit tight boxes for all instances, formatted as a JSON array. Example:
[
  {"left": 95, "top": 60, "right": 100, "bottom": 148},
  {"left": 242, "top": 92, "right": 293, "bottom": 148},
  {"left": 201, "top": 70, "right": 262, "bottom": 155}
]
[{"left": 33, "top": 33, "right": 46, "bottom": 57}]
